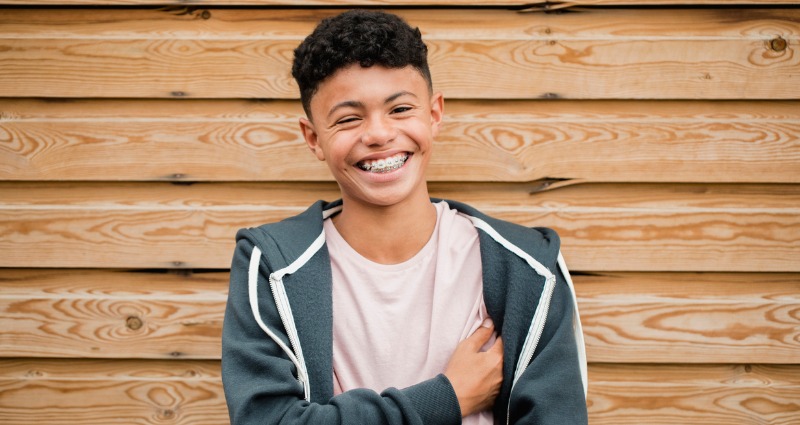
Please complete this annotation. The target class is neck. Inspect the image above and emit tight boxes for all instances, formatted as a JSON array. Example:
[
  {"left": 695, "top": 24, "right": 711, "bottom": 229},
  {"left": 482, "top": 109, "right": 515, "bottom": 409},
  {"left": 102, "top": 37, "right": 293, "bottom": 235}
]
[{"left": 332, "top": 192, "right": 437, "bottom": 265}]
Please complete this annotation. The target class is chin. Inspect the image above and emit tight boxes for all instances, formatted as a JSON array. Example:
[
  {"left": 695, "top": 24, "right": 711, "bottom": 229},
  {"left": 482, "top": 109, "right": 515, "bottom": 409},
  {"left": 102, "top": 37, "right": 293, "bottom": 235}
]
[{"left": 344, "top": 185, "right": 422, "bottom": 209}]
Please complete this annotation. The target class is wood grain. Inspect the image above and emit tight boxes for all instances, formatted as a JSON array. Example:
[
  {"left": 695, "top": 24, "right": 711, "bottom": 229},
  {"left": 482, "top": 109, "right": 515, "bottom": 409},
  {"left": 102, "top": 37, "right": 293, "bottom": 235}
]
[
  {"left": 1, "top": 182, "right": 797, "bottom": 271},
  {"left": 2, "top": 99, "right": 798, "bottom": 183},
  {"left": 0, "top": 0, "right": 797, "bottom": 5},
  {"left": 0, "top": 8, "right": 797, "bottom": 99},
  {"left": 577, "top": 272, "right": 800, "bottom": 363},
  {"left": 1, "top": 269, "right": 797, "bottom": 362},
  {"left": 0, "top": 269, "right": 226, "bottom": 359},
  {"left": 588, "top": 363, "right": 800, "bottom": 425},
  {"left": 0, "top": 359, "right": 225, "bottom": 425},
  {"left": 2, "top": 1, "right": 798, "bottom": 6},
  {"left": 4, "top": 8, "right": 798, "bottom": 40},
  {"left": 0, "top": 359, "right": 797, "bottom": 424}
]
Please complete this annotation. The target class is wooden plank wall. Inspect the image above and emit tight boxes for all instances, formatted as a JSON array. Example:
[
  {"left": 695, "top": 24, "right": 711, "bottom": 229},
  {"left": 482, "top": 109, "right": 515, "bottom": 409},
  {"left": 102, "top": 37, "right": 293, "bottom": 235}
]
[{"left": 1, "top": 1, "right": 798, "bottom": 424}]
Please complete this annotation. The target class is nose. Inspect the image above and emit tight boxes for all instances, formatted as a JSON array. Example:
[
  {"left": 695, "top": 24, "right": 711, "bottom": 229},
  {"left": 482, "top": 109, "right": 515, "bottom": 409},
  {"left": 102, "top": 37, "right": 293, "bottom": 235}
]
[{"left": 361, "top": 115, "right": 397, "bottom": 146}]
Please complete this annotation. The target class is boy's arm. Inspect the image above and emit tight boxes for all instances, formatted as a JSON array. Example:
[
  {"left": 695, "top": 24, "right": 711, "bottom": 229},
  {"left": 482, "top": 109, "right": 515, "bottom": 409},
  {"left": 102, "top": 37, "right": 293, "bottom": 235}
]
[
  {"left": 507, "top": 264, "right": 589, "bottom": 424},
  {"left": 222, "top": 238, "right": 462, "bottom": 425}
]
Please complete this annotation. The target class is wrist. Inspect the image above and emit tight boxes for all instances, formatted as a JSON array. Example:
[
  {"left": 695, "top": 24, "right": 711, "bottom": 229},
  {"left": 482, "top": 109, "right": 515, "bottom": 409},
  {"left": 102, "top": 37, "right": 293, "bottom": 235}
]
[{"left": 403, "top": 374, "right": 462, "bottom": 423}]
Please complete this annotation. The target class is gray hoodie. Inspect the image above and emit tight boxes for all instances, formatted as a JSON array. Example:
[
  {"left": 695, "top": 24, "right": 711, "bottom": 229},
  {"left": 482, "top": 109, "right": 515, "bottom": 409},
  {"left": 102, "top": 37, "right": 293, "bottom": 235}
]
[{"left": 222, "top": 199, "right": 588, "bottom": 424}]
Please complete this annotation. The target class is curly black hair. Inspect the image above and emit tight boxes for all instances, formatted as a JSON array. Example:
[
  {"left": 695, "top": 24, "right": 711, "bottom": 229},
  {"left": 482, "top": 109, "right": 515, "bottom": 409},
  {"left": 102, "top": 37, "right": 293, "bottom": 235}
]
[{"left": 292, "top": 10, "right": 432, "bottom": 117}]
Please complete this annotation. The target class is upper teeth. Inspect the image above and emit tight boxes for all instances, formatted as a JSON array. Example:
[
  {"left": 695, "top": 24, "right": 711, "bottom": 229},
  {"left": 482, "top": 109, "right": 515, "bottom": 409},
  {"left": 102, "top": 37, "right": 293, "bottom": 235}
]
[{"left": 359, "top": 154, "right": 408, "bottom": 173}]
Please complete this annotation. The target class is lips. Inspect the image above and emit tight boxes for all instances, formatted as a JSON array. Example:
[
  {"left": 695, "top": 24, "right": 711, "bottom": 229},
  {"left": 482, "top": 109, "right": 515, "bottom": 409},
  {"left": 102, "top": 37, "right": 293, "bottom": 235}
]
[{"left": 357, "top": 153, "right": 410, "bottom": 173}]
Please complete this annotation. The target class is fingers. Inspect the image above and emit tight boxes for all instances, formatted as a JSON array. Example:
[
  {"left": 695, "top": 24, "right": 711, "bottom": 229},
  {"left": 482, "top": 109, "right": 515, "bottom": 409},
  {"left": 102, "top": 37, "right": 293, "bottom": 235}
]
[
  {"left": 445, "top": 320, "right": 504, "bottom": 417},
  {"left": 489, "top": 335, "right": 503, "bottom": 354},
  {"left": 465, "top": 319, "right": 494, "bottom": 349},
  {"left": 471, "top": 323, "right": 494, "bottom": 341}
]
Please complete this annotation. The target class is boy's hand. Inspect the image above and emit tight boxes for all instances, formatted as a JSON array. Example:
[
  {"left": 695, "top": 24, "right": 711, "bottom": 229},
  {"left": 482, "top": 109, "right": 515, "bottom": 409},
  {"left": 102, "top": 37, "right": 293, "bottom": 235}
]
[{"left": 444, "top": 321, "right": 504, "bottom": 417}]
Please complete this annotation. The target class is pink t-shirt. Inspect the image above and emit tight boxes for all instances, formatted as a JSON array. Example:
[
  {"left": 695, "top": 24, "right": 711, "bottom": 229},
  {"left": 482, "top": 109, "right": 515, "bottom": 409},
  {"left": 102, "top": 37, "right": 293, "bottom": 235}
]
[{"left": 325, "top": 201, "right": 494, "bottom": 424}]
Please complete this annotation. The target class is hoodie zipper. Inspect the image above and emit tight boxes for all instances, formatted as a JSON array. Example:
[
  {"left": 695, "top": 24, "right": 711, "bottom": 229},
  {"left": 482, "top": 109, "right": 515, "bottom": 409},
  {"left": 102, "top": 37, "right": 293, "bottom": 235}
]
[
  {"left": 247, "top": 246, "right": 311, "bottom": 402},
  {"left": 269, "top": 274, "right": 311, "bottom": 401},
  {"left": 459, "top": 215, "right": 560, "bottom": 425},
  {"left": 506, "top": 274, "right": 556, "bottom": 424},
  {"left": 247, "top": 229, "right": 326, "bottom": 403}
]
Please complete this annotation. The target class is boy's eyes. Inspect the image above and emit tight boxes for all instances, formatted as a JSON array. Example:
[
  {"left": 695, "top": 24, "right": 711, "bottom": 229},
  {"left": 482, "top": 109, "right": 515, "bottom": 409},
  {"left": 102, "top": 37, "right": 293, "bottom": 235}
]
[
  {"left": 336, "top": 116, "right": 359, "bottom": 125},
  {"left": 392, "top": 106, "right": 412, "bottom": 114},
  {"left": 333, "top": 106, "right": 413, "bottom": 125}
]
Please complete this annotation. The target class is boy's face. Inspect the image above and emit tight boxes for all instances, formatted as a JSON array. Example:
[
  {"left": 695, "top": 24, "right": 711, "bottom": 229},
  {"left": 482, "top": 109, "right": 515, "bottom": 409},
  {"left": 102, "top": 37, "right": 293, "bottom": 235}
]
[{"left": 299, "top": 64, "right": 443, "bottom": 210}]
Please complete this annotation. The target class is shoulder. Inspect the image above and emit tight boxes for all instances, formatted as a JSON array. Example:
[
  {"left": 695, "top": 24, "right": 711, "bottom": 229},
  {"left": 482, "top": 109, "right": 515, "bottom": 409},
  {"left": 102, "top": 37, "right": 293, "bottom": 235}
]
[
  {"left": 234, "top": 200, "right": 339, "bottom": 269},
  {"left": 437, "top": 198, "right": 561, "bottom": 267}
]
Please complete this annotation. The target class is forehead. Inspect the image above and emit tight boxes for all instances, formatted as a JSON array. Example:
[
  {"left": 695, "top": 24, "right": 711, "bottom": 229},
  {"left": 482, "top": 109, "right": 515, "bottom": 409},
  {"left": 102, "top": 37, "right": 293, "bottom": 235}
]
[{"left": 309, "top": 65, "right": 429, "bottom": 114}]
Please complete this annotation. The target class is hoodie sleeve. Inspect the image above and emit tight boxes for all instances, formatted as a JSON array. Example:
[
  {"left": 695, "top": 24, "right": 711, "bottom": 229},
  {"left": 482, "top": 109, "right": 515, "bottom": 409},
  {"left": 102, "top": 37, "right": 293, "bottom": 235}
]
[
  {"left": 221, "top": 235, "right": 463, "bottom": 425},
  {"left": 507, "top": 262, "right": 589, "bottom": 424}
]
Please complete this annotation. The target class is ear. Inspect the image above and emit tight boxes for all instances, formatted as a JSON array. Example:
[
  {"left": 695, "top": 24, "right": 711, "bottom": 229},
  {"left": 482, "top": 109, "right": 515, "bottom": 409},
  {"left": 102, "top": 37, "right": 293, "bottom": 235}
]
[
  {"left": 299, "top": 117, "right": 325, "bottom": 161},
  {"left": 429, "top": 92, "right": 444, "bottom": 137}
]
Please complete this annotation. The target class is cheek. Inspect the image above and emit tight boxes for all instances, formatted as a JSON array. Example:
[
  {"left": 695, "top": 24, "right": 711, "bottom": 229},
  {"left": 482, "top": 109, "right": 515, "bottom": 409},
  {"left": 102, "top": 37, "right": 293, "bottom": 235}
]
[
  {"left": 410, "top": 123, "right": 434, "bottom": 150},
  {"left": 326, "top": 140, "right": 355, "bottom": 166}
]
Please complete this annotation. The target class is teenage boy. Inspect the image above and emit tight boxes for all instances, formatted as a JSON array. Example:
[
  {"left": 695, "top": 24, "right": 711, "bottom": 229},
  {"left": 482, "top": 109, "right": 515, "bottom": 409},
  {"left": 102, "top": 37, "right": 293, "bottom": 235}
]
[{"left": 222, "top": 9, "right": 588, "bottom": 425}]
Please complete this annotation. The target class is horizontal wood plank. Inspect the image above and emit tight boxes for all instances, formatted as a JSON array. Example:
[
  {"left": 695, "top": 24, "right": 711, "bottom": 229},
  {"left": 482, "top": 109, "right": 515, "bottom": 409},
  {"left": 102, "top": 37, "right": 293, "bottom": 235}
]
[
  {"left": 2, "top": 1, "right": 799, "bottom": 6},
  {"left": 7, "top": 8, "right": 798, "bottom": 42},
  {"left": 0, "top": 359, "right": 225, "bottom": 425},
  {"left": 6, "top": 8, "right": 799, "bottom": 40},
  {"left": 0, "top": 359, "right": 798, "bottom": 424},
  {"left": 1, "top": 269, "right": 798, "bottom": 362},
  {"left": 0, "top": 269, "right": 227, "bottom": 359},
  {"left": 1, "top": 182, "right": 797, "bottom": 271},
  {"left": 577, "top": 272, "right": 800, "bottom": 364},
  {"left": 0, "top": 8, "right": 797, "bottom": 99},
  {"left": 588, "top": 363, "right": 800, "bottom": 425},
  {"left": 1, "top": 1, "right": 797, "bottom": 5},
  {"left": 2, "top": 99, "right": 798, "bottom": 183}
]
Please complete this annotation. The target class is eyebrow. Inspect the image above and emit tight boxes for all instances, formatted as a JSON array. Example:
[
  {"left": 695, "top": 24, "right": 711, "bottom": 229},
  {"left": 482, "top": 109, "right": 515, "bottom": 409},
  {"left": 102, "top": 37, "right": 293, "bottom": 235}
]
[
  {"left": 326, "top": 91, "right": 417, "bottom": 120},
  {"left": 326, "top": 100, "right": 362, "bottom": 120}
]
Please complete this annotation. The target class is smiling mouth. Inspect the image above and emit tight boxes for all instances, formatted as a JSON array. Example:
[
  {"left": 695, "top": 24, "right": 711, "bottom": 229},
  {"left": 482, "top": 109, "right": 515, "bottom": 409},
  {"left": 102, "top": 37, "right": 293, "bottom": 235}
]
[{"left": 357, "top": 153, "right": 410, "bottom": 173}]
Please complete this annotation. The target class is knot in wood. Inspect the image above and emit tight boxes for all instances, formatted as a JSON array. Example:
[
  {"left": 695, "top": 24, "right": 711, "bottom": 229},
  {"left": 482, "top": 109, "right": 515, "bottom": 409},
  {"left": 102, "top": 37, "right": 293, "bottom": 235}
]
[
  {"left": 26, "top": 369, "right": 44, "bottom": 378},
  {"left": 126, "top": 316, "right": 144, "bottom": 331},
  {"left": 170, "top": 173, "right": 185, "bottom": 180},
  {"left": 770, "top": 37, "right": 787, "bottom": 52}
]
